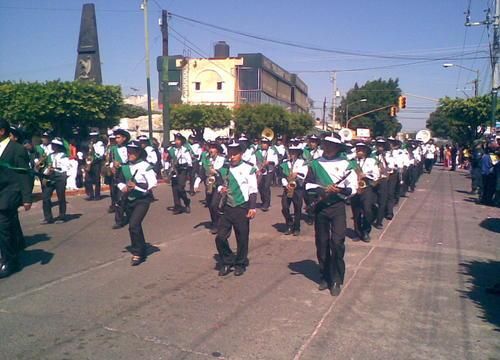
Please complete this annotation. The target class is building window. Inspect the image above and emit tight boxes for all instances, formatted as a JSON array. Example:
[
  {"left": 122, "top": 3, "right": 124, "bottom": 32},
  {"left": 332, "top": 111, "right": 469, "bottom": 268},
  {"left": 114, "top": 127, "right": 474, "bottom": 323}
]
[
  {"left": 195, "top": 82, "right": 201, "bottom": 90},
  {"left": 217, "top": 82, "right": 223, "bottom": 90}
]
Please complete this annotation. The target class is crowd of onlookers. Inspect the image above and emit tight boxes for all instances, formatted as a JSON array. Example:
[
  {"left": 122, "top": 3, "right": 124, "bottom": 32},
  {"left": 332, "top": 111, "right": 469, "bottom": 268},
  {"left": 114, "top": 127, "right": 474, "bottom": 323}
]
[{"left": 433, "top": 139, "right": 500, "bottom": 207}]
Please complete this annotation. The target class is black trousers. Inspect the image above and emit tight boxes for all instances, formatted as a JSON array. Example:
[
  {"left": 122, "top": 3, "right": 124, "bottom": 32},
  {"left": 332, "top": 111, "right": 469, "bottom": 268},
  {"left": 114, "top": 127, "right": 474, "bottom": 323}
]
[
  {"left": 126, "top": 195, "right": 152, "bottom": 257},
  {"left": 172, "top": 168, "right": 190, "bottom": 208},
  {"left": 215, "top": 205, "right": 250, "bottom": 267},
  {"left": 84, "top": 161, "right": 102, "bottom": 199},
  {"left": 42, "top": 178, "right": 67, "bottom": 221},
  {"left": 471, "top": 167, "right": 482, "bottom": 192},
  {"left": 314, "top": 201, "right": 347, "bottom": 285},
  {"left": 0, "top": 208, "right": 25, "bottom": 262},
  {"left": 424, "top": 158, "right": 434, "bottom": 173},
  {"left": 351, "top": 187, "right": 375, "bottom": 235},
  {"left": 206, "top": 190, "right": 222, "bottom": 227},
  {"left": 258, "top": 173, "right": 272, "bottom": 208},
  {"left": 481, "top": 174, "right": 496, "bottom": 205},
  {"left": 386, "top": 173, "right": 398, "bottom": 218},
  {"left": 374, "top": 179, "right": 389, "bottom": 225},
  {"left": 281, "top": 187, "right": 304, "bottom": 231}
]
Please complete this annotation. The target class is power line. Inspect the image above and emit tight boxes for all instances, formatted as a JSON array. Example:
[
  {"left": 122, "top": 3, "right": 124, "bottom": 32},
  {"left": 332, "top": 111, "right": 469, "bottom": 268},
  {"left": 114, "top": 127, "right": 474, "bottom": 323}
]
[{"left": 168, "top": 12, "right": 488, "bottom": 61}]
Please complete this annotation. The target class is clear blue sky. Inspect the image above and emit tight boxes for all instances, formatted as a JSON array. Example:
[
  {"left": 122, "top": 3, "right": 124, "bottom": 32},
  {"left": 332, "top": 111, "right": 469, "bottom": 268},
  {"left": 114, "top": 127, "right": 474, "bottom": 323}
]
[{"left": 0, "top": 0, "right": 492, "bottom": 131}]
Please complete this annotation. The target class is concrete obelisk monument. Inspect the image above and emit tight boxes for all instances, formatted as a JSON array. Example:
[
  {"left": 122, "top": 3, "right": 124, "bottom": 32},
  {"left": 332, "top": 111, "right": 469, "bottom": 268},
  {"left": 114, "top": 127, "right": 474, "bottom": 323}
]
[{"left": 75, "top": 3, "right": 102, "bottom": 84}]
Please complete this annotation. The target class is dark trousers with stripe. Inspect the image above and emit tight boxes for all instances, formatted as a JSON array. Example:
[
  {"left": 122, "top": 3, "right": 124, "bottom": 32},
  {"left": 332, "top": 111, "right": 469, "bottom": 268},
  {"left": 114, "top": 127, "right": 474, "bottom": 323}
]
[
  {"left": 314, "top": 201, "right": 347, "bottom": 285},
  {"left": 386, "top": 173, "right": 399, "bottom": 218},
  {"left": 258, "top": 173, "right": 272, "bottom": 208},
  {"left": 172, "top": 168, "right": 190, "bottom": 209},
  {"left": 215, "top": 205, "right": 250, "bottom": 268},
  {"left": 374, "top": 179, "right": 389, "bottom": 225},
  {"left": 84, "top": 161, "right": 102, "bottom": 199},
  {"left": 126, "top": 195, "right": 152, "bottom": 257},
  {"left": 42, "top": 178, "right": 67, "bottom": 221},
  {"left": 207, "top": 190, "right": 222, "bottom": 227},
  {"left": 351, "top": 187, "right": 375, "bottom": 235},
  {"left": 0, "top": 208, "right": 25, "bottom": 263},
  {"left": 281, "top": 188, "right": 304, "bottom": 231}
]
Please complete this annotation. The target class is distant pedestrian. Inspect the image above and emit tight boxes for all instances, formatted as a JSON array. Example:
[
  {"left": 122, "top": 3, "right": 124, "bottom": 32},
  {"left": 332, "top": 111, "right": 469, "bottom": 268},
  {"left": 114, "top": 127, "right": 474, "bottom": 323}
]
[{"left": 480, "top": 144, "right": 497, "bottom": 205}]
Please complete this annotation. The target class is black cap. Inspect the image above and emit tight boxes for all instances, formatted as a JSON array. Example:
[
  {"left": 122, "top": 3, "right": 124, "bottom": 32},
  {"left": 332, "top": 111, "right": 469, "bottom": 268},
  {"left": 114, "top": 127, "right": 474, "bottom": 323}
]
[{"left": 0, "top": 119, "right": 11, "bottom": 133}]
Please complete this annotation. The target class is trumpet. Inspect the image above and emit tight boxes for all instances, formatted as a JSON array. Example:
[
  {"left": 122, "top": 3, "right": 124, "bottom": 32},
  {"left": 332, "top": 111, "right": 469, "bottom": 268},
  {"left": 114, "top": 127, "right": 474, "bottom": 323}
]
[
  {"left": 206, "top": 175, "right": 216, "bottom": 194},
  {"left": 286, "top": 179, "right": 297, "bottom": 198}
]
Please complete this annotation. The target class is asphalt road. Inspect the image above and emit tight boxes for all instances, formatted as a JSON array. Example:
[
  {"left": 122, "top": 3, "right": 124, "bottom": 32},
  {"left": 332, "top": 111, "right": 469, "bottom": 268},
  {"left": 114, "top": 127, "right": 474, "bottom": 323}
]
[{"left": 0, "top": 166, "right": 499, "bottom": 360}]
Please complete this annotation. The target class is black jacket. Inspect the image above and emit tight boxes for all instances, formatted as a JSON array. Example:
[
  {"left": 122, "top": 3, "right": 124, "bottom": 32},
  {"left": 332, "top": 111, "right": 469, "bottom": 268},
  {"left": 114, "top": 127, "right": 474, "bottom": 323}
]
[{"left": 0, "top": 139, "right": 33, "bottom": 210}]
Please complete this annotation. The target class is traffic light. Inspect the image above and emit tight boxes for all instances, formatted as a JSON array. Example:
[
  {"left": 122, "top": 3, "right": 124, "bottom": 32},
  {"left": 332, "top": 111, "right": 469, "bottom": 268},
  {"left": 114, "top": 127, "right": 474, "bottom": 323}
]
[
  {"left": 390, "top": 106, "right": 397, "bottom": 117},
  {"left": 398, "top": 95, "right": 407, "bottom": 109}
]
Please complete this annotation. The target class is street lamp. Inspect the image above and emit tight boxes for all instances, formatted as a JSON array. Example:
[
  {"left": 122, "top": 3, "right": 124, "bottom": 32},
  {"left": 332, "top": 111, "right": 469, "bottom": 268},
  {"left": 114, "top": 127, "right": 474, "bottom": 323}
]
[
  {"left": 345, "top": 98, "right": 367, "bottom": 127},
  {"left": 443, "top": 63, "right": 480, "bottom": 97}
]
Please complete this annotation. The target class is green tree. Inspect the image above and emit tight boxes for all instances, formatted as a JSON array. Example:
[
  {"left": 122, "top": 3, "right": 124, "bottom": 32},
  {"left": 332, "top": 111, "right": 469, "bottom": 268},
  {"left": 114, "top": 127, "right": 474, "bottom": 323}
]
[
  {"left": 336, "top": 78, "right": 402, "bottom": 137},
  {"left": 286, "top": 112, "right": 315, "bottom": 138},
  {"left": 0, "top": 80, "right": 122, "bottom": 137},
  {"left": 233, "top": 104, "right": 289, "bottom": 139},
  {"left": 426, "top": 106, "right": 451, "bottom": 139},
  {"left": 428, "top": 95, "right": 496, "bottom": 145},
  {"left": 170, "top": 104, "right": 232, "bottom": 140}
]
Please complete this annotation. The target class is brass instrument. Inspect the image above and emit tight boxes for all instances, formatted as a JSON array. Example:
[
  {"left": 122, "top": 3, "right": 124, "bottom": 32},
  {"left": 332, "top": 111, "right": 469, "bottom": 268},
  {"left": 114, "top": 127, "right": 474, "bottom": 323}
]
[
  {"left": 102, "top": 146, "right": 114, "bottom": 177},
  {"left": 286, "top": 178, "right": 297, "bottom": 198},
  {"left": 85, "top": 141, "right": 95, "bottom": 172},
  {"left": 261, "top": 127, "right": 275, "bottom": 141},
  {"left": 354, "top": 160, "right": 369, "bottom": 193},
  {"left": 206, "top": 165, "right": 217, "bottom": 194},
  {"left": 35, "top": 154, "right": 48, "bottom": 171}
]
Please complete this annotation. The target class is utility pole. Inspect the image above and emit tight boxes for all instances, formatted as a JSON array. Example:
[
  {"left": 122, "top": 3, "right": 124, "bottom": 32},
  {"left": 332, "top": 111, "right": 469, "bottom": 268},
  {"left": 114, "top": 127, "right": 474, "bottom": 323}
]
[
  {"left": 160, "top": 9, "right": 170, "bottom": 145},
  {"left": 491, "top": 0, "right": 499, "bottom": 130},
  {"left": 142, "top": 0, "right": 153, "bottom": 139},
  {"left": 331, "top": 72, "right": 337, "bottom": 128},
  {"left": 322, "top": 97, "right": 327, "bottom": 131},
  {"left": 466, "top": 1, "right": 499, "bottom": 131}
]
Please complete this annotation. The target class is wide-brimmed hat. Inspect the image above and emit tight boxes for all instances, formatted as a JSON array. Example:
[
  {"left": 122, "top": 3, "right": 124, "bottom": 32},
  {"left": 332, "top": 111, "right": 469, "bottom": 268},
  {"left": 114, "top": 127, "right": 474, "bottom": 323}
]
[
  {"left": 208, "top": 141, "right": 223, "bottom": 153},
  {"left": 89, "top": 131, "right": 99, "bottom": 137},
  {"left": 174, "top": 133, "right": 186, "bottom": 142},
  {"left": 227, "top": 140, "right": 242, "bottom": 153},
  {"left": 127, "top": 140, "right": 147, "bottom": 158},
  {"left": 51, "top": 137, "right": 64, "bottom": 147},
  {"left": 260, "top": 137, "right": 272, "bottom": 143},
  {"left": 113, "top": 128, "right": 131, "bottom": 142},
  {"left": 288, "top": 144, "right": 303, "bottom": 152},
  {"left": 308, "top": 134, "right": 321, "bottom": 142}
]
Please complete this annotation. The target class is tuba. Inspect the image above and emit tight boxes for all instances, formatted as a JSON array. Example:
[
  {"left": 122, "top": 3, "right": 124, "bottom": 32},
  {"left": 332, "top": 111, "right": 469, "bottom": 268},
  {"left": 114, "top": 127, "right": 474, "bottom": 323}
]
[{"left": 261, "top": 127, "right": 275, "bottom": 142}]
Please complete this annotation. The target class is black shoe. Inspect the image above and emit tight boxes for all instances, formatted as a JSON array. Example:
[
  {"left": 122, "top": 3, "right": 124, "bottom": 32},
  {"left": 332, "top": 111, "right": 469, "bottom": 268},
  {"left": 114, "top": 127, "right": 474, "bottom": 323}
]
[
  {"left": 305, "top": 217, "right": 314, "bottom": 225},
  {"left": 284, "top": 227, "right": 293, "bottom": 235},
  {"left": 54, "top": 216, "right": 67, "bottom": 224},
  {"left": 210, "top": 227, "right": 218, "bottom": 235},
  {"left": 107, "top": 207, "right": 115, "bottom": 214},
  {"left": 40, "top": 218, "right": 54, "bottom": 225},
  {"left": 330, "top": 283, "right": 342, "bottom": 296},
  {"left": 234, "top": 266, "right": 246, "bottom": 276},
  {"left": 173, "top": 208, "right": 183, "bottom": 215},
  {"left": 85, "top": 196, "right": 94, "bottom": 201},
  {"left": 0, "top": 261, "right": 12, "bottom": 279},
  {"left": 361, "top": 233, "right": 371, "bottom": 243},
  {"left": 185, "top": 206, "right": 191, "bottom": 214},
  {"left": 261, "top": 207, "right": 269, "bottom": 212},
  {"left": 318, "top": 280, "right": 329, "bottom": 291},
  {"left": 94, "top": 196, "right": 101, "bottom": 201},
  {"left": 112, "top": 223, "right": 124, "bottom": 230},
  {"left": 385, "top": 214, "right": 393, "bottom": 220},
  {"left": 218, "top": 265, "right": 232, "bottom": 277},
  {"left": 373, "top": 223, "right": 383, "bottom": 230},
  {"left": 131, "top": 256, "right": 145, "bottom": 266},
  {"left": 293, "top": 229, "right": 301, "bottom": 236}
]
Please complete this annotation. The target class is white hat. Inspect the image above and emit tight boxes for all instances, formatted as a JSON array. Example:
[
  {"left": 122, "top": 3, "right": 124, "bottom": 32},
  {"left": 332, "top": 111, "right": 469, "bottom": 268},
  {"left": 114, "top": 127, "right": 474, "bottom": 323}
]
[
  {"left": 51, "top": 138, "right": 64, "bottom": 146},
  {"left": 323, "top": 136, "right": 342, "bottom": 145},
  {"left": 289, "top": 144, "right": 302, "bottom": 151},
  {"left": 238, "top": 135, "right": 248, "bottom": 141},
  {"left": 89, "top": 131, "right": 99, "bottom": 136}
]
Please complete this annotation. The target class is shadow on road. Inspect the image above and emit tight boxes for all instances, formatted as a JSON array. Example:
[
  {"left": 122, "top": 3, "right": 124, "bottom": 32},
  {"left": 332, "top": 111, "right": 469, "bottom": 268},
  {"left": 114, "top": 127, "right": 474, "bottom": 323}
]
[
  {"left": 288, "top": 259, "right": 321, "bottom": 285},
  {"left": 479, "top": 218, "right": 500, "bottom": 233},
  {"left": 272, "top": 222, "right": 288, "bottom": 233},
  {"left": 24, "top": 233, "right": 51, "bottom": 248},
  {"left": 459, "top": 260, "right": 500, "bottom": 332},
  {"left": 18, "top": 234, "right": 55, "bottom": 270}
]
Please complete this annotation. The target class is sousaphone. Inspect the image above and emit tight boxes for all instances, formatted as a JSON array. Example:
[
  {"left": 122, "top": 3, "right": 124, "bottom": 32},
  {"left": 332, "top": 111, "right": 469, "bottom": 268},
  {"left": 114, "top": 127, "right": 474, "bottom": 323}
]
[
  {"left": 261, "top": 127, "right": 275, "bottom": 141},
  {"left": 338, "top": 128, "right": 354, "bottom": 142},
  {"left": 416, "top": 129, "right": 431, "bottom": 143}
]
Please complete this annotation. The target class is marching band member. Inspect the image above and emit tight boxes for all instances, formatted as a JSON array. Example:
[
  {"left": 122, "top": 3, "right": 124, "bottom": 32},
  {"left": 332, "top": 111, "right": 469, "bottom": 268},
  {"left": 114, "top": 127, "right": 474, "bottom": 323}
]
[
  {"left": 273, "top": 135, "right": 287, "bottom": 185},
  {"left": 203, "top": 141, "right": 226, "bottom": 234},
  {"left": 214, "top": 141, "right": 258, "bottom": 277},
  {"left": 41, "top": 138, "right": 71, "bottom": 224},
  {"left": 116, "top": 141, "right": 157, "bottom": 266},
  {"left": 280, "top": 143, "right": 308, "bottom": 235},
  {"left": 423, "top": 139, "right": 437, "bottom": 173},
  {"left": 138, "top": 135, "right": 159, "bottom": 171},
  {"left": 351, "top": 142, "right": 380, "bottom": 242},
  {"left": 110, "top": 129, "right": 130, "bottom": 229},
  {"left": 255, "top": 137, "right": 279, "bottom": 211},
  {"left": 0, "top": 119, "right": 33, "bottom": 279},
  {"left": 187, "top": 135, "right": 203, "bottom": 195},
  {"left": 168, "top": 133, "right": 193, "bottom": 214},
  {"left": 302, "top": 135, "right": 323, "bottom": 163},
  {"left": 373, "top": 138, "right": 390, "bottom": 229},
  {"left": 305, "top": 136, "right": 358, "bottom": 296},
  {"left": 240, "top": 135, "right": 257, "bottom": 166},
  {"left": 84, "top": 131, "right": 105, "bottom": 201}
]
